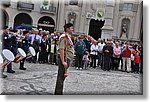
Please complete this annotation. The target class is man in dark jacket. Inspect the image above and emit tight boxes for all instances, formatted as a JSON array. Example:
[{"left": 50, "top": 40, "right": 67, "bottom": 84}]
[{"left": 102, "top": 41, "right": 113, "bottom": 71}]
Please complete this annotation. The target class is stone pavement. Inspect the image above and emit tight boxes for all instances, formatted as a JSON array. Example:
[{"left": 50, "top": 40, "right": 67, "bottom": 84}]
[{"left": 0, "top": 62, "right": 142, "bottom": 95}]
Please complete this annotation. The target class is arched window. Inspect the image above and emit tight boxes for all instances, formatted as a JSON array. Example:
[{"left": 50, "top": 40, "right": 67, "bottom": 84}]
[
  {"left": 38, "top": 16, "right": 55, "bottom": 33},
  {"left": 14, "top": 13, "right": 32, "bottom": 28}
]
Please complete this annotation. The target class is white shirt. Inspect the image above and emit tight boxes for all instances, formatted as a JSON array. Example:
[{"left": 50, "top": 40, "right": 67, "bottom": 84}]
[
  {"left": 90, "top": 44, "right": 98, "bottom": 55},
  {"left": 98, "top": 43, "right": 105, "bottom": 53},
  {"left": 29, "top": 34, "right": 42, "bottom": 45}
]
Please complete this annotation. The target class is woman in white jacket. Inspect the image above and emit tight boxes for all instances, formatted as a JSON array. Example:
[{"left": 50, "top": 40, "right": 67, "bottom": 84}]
[{"left": 90, "top": 40, "right": 98, "bottom": 68}]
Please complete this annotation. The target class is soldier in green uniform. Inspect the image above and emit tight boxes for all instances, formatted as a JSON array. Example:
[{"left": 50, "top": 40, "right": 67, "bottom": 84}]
[{"left": 54, "top": 23, "right": 74, "bottom": 95}]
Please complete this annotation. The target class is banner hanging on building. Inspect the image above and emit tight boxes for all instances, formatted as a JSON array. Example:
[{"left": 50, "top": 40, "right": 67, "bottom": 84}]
[{"left": 96, "top": 8, "right": 105, "bottom": 20}]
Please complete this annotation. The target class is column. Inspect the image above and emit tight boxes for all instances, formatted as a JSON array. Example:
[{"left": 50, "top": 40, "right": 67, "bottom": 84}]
[
  {"left": 101, "top": 1, "right": 115, "bottom": 40},
  {"left": 56, "top": 0, "right": 65, "bottom": 32},
  {"left": 78, "top": 0, "right": 86, "bottom": 34}
]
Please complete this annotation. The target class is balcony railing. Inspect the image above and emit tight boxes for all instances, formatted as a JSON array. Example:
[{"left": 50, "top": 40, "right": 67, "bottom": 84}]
[
  {"left": 17, "top": 1, "right": 34, "bottom": 11},
  {"left": 40, "top": 6, "right": 56, "bottom": 14}
]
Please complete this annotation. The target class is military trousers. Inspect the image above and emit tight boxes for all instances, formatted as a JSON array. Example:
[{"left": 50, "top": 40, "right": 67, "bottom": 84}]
[{"left": 54, "top": 54, "right": 70, "bottom": 95}]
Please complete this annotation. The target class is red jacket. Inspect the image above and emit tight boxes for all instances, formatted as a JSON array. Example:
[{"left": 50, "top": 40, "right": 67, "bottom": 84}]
[
  {"left": 134, "top": 56, "right": 140, "bottom": 64},
  {"left": 122, "top": 46, "right": 131, "bottom": 58},
  {"left": 132, "top": 49, "right": 136, "bottom": 55}
]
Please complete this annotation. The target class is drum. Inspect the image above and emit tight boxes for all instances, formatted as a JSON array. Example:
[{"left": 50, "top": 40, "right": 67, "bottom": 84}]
[
  {"left": 1, "top": 49, "right": 15, "bottom": 68},
  {"left": 14, "top": 48, "right": 26, "bottom": 63},
  {"left": 26, "top": 47, "right": 36, "bottom": 59}
]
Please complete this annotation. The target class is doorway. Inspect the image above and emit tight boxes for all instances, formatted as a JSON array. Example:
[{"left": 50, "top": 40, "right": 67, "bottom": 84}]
[{"left": 88, "top": 19, "right": 105, "bottom": 40}]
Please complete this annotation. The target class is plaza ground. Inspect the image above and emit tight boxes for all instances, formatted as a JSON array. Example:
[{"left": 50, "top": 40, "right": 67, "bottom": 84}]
[{"left": 1, "top": 62, "right": 142, "bottom": 95}]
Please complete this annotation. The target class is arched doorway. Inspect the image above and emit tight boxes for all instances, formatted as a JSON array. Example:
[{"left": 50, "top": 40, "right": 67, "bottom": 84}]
[
  {"left": 14, "top": 13, "right": 32, "bottom": 29},
  {"left": 2, "top": 10, "right": 9, "bottom": 28},
  {"left": 37, "top": 16, "right": 55, "bottom": 33},
  {"left": 120, "top": 18, "right": 130, "bottom": 38},
  {"left": 88, "top": 19, "right": 105, "bottom": 40}
]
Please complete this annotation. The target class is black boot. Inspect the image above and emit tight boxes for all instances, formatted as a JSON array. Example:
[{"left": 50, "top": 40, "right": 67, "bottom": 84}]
[
  {"left": 19, "top": 60, "right": 26, "bottom": 70},
  {"left": 1, "top": 69, "right": 7, "bottom": 78},
  {"left": 7, "top": 63, "right": 15, "bottom": 73},
  {"left": 19, "top": 67, "right": 26, "bottom": 70},
  {"left": 2, "top": 74, "right": 7, "bottom": 78}
]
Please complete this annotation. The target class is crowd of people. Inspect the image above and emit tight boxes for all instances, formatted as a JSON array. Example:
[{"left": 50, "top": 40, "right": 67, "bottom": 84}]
[
  {"left": 72, "top": 35, "right": 143, "bottom": 74},
  {"left": 0, "top": 25, "right": 143, "bottom": 78}
]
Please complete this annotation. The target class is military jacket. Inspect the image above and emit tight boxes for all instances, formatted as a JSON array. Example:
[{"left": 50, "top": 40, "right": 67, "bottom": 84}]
[
  {"left": 21, "top": 38, "right": 30, "bottom": 54},
  {"left": 58, "top": 34, "right": 74, "bottom": 61},
  {"left": 3, "top": 32, "right": 13, "bottom": 50}
]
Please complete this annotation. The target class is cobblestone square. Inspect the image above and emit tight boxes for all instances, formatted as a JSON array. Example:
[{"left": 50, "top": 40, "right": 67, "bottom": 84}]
[{"left": 1, "top": 62, "right": 142, "bottom": 95}]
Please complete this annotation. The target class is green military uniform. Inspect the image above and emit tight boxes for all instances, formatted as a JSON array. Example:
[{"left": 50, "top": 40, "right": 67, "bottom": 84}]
[
  {"left": 54, "top": 34, "right": 74, "bottom": 95},
  {"left": 58, "top": 34, "right": 74, "bottom": 61}
]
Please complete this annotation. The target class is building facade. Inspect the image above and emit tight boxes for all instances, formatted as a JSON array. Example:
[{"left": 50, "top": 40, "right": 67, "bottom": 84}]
[
  {"left": 1, "top": 0, "right": 58, "bottom": 33},
  {"left": 0, "top": 0, "right": 143, "bottom": 41}
]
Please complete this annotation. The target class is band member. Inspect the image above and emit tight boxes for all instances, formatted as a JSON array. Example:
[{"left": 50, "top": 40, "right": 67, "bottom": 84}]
[
  {"left": 54, "top": 23, "right": 74, "bottom": 95},
  {"left": 11, "top": 29, "right": 19, "bottom": 56},
  {"left": 1, "top": 26, "right": 15, "bottom": 78},
  {"left": 19, "top": 31, "right": 30, "bottom": 70}
]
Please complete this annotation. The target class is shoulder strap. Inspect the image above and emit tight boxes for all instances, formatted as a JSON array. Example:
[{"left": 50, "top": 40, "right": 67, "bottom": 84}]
[{"left": 59, "top": 34, "right": 66, "bottom": 40}]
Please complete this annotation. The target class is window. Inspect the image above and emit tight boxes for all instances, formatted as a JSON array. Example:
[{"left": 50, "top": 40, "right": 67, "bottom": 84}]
[
  {"left": 123, "top": 3, "right": 133, "bottom": 11},
  {"left": 128, "top": 4, "right": 133, "bottom": 11},
  {"left": 69, "top": 0, "right": 78, "bottom": 5}
]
